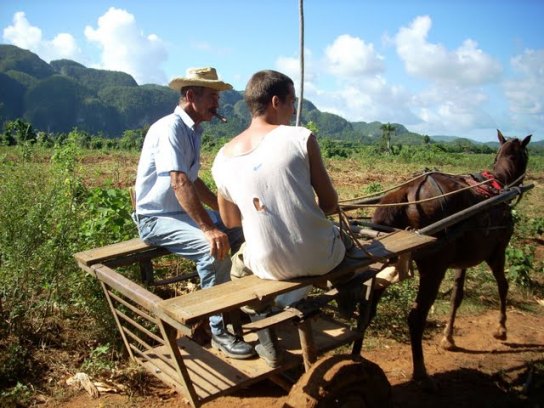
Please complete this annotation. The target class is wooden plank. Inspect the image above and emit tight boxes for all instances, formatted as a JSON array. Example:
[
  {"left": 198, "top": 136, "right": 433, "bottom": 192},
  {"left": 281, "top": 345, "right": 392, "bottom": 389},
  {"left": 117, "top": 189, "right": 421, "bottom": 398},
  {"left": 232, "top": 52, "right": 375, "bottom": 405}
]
[
  {"left": 157, "top": 230, "right": 435, "bottom": 325},
  {"left": 356, "top": 229, "right": 435, "bottom": 260},
  {"left": 74, "top": 238, "right": 162, "bottom": 267},
  {"left": 92, "top": 264, "right": 163, "bottom": 312},
  {"left": 241, "top": 309, "right": 300, "bottom": 332},
  {"left": 92, "top": 263, "right": 192, "bottom": 335}
]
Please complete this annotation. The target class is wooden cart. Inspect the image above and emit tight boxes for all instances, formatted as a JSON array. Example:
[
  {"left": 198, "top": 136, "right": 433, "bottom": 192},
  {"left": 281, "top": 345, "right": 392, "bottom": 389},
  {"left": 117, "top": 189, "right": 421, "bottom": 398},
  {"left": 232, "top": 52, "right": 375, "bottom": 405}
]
[{"left": 74, "top": 229, "right": 435, "bottom": 407}]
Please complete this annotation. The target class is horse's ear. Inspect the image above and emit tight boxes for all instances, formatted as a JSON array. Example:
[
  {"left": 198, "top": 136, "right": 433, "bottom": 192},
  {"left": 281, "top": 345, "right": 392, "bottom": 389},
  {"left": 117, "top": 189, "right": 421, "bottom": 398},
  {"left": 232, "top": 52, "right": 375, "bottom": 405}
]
[
  {"left": 521, "top": 134, "right": 532, "bottom": 148},
  {"left": 497, "top": 129, "right": 506, "bottom": 145}
]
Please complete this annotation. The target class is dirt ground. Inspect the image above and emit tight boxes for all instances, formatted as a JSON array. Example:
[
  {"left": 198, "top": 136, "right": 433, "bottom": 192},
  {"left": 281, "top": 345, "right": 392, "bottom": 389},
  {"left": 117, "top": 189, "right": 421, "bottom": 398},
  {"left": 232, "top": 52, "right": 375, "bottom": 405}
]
[{"left": 44, "top": 306, "right": 544, "bottom": 408}]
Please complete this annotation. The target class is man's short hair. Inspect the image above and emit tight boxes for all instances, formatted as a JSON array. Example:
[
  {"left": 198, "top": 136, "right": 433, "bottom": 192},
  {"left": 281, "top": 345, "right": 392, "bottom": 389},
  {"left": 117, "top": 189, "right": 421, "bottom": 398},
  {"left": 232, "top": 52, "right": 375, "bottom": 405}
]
[
  {"left": 180, "top": 86, "right": 205, "bottom": 101},
  {"left": 245, "top": 70, "right": 294, "bottom": 116}
]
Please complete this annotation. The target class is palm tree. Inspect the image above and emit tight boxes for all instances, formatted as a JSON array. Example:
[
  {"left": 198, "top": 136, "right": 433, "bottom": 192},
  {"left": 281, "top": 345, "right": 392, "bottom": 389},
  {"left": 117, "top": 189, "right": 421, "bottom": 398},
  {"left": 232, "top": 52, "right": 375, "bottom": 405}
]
[{"left": 380, "top": 122, "right": 395, "bottom": 154}]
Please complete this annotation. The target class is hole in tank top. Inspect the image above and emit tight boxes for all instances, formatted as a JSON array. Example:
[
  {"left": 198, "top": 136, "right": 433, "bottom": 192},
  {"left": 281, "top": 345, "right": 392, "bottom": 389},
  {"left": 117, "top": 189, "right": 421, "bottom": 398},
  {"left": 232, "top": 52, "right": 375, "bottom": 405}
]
[{"left": 253, "top": 197, "right": 266, "bottom": 212}]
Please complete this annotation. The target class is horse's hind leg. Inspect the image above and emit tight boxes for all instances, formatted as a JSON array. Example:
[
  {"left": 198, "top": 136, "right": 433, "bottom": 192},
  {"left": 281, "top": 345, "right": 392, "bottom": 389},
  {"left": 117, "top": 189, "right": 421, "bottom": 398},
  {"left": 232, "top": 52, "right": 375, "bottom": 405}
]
[
  {"left": 408, "top": 263, "right": 447, "bottom": 382},
  {"left": 440, "top": 268, "right": 466, "bottom": 350},
  {"left": 487, "top": 253, "right": 508, "bottom": 340}
]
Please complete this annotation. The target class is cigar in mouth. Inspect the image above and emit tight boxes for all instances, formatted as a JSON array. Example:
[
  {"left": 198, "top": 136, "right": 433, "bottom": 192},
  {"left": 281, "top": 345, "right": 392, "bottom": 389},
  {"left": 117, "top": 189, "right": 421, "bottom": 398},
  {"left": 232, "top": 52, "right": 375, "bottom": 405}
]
[{"left": 214, "top": 112, "right": 228, "bottom": 123}]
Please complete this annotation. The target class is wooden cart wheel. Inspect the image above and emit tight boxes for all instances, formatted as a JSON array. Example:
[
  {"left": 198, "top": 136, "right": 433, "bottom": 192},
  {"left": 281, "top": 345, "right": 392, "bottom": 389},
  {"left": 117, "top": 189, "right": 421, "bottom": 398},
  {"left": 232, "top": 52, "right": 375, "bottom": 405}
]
[{"left": 283, "top": 354, "right": 391, "bottom": 408}]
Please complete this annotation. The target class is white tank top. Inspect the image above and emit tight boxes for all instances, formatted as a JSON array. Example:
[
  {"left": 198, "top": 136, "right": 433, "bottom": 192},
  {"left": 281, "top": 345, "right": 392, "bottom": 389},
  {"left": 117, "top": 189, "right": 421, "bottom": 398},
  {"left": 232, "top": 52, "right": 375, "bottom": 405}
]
[{"left": 212, "top": 125, "right": 345, "bottom": 280}]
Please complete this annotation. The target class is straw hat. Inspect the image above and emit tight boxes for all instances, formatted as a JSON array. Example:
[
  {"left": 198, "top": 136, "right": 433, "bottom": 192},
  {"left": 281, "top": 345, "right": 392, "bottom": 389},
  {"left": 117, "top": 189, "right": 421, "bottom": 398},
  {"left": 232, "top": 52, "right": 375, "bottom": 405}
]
[{"left": 168, "top": 67, "right": 233, "bottom": 92}]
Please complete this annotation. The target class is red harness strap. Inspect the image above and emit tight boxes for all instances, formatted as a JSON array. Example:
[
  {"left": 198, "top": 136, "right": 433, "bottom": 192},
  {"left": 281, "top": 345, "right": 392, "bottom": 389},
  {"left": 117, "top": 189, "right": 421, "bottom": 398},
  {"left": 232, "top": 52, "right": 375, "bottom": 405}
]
[
  {"left": 464, "top": 171, "right": 502, "bottom": 198},
  {"left": 480, "top": 171, "right": 503, "bottom": 191}
]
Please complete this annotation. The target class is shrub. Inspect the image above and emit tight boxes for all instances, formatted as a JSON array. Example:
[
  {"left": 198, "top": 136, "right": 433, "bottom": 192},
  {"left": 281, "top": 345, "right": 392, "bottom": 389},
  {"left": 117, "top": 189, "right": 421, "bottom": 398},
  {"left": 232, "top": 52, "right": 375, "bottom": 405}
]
[{"left": 0, "top": 137, "right": 136, "bottom": 391}]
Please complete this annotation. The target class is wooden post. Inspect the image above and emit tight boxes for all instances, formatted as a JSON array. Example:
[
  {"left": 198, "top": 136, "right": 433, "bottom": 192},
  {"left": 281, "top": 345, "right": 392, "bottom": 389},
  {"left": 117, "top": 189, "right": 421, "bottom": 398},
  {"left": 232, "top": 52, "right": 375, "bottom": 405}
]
[{"left": 297, "top": 318, "right": 316, "bottom": 371}]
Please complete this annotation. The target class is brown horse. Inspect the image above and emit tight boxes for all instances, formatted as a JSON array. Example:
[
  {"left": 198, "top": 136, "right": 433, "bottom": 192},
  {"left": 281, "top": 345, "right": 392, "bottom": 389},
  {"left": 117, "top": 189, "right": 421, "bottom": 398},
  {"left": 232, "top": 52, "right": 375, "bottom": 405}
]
[{"left": 371, "top": 130, "right": 531, "bottom": 382}]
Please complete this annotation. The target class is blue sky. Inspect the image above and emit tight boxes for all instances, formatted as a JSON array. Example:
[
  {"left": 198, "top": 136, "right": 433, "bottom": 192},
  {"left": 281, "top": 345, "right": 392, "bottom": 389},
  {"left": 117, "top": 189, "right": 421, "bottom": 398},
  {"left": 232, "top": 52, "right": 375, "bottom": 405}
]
[{"left": 1, "top": 0, "right": 543, "bottom": 142}]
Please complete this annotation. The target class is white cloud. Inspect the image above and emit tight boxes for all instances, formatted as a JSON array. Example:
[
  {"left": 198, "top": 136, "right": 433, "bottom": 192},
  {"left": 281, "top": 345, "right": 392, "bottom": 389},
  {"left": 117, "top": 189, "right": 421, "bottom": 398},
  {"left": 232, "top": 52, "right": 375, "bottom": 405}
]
[
  {"left": 2, "top": 11, "right": 81, "bottom": 61},
  {"left": 409, "top": 85, "right": 496, "bottom": 135},
  {"left": 504, "top": 49, "right": 544, "bottom": 135},
  {"left": 324, "top": 34, "right": 384, "bottom": 77},
  {"left": 277, "top": 21, "right": 507, "bottom": 140},
  {"left": 3, "top": 12, "right": 41, "bottom": 49},
  {"left": 395, "top": 15, "right": 502, "bottom": 86},
  {"left": 84, "top": 7, "right": 168, "bottom": 85},
  {"left": 50, "top": 33, "right": 79, "bottom": 58},
  {"left": 279, "top": 36, "right": 413, "bottom": 126},
  {"left": 272, "top": 17, "right": 534, "bottom": 141},
  {"left": 388, "top": 15, "right": 508, "bottom": 137},
  {"left": 276, "top": 49, "right": 320, "bottom": 95}
]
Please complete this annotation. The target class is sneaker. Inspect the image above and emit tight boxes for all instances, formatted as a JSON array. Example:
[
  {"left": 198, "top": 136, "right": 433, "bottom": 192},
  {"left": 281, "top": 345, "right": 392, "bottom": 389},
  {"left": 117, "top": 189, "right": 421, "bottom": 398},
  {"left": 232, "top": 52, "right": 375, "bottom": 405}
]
[{"left": 211, "top": 332, "right": 255, "bottom": 359}]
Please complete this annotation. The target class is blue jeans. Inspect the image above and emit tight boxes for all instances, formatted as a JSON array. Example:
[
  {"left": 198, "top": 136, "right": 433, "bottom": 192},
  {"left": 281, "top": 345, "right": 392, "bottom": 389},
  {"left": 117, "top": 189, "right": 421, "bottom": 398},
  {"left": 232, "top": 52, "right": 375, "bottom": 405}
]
[{"left": 134, "top": 210, "right": 244, "bottom": 335}]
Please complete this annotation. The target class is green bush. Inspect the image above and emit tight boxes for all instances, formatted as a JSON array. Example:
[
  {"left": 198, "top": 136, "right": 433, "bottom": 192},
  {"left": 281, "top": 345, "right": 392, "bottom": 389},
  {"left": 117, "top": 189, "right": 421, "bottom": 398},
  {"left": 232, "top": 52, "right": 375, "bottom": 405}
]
[
  {"left": 0, "top": 137, "right": 136, "bottom": 391},
  {"left": 506, "top": 245, "right": 534, "bottom": 287}
]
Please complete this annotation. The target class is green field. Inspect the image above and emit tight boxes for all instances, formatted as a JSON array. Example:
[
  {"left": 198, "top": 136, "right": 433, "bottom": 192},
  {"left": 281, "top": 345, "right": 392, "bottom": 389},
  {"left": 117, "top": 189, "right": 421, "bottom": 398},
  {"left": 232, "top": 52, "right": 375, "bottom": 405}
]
[{"left": 1, "top": 142, "right": 543, "bottom": 405}]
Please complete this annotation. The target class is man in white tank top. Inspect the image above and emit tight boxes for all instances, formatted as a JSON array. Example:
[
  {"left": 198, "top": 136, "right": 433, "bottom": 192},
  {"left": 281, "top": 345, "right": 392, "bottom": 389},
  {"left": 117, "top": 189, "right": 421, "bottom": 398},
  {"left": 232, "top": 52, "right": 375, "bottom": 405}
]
[{"left": 212, "top": 70, "right": 345, "bottom": 367}]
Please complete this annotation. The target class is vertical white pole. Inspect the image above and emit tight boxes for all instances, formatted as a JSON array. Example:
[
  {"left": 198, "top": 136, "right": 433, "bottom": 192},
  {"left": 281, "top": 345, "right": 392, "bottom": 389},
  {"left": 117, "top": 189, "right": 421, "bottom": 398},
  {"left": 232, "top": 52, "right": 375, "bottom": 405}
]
[{"left": 296, "top": 0, "right": 304, "bottom": 127}]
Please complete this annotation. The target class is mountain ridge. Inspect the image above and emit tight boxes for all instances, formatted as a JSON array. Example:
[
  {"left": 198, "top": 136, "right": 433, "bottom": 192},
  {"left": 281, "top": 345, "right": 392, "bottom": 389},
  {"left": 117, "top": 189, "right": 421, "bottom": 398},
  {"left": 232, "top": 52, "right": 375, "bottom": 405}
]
[{"left": 1, "top": 44, "right": 541, "bottom": 149}]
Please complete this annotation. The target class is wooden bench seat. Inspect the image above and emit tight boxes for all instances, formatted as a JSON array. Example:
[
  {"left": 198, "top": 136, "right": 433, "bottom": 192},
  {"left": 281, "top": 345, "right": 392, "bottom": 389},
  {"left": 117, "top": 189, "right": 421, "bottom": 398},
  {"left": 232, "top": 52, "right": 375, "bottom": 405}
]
[{"left": 156, "top": 230, "right": 435, "bottom": 327}]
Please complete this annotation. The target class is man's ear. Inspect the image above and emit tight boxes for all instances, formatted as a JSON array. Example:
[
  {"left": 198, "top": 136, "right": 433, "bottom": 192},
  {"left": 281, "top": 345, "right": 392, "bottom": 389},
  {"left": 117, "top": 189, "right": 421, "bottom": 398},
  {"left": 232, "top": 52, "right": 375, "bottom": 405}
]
[
  {"left": 185, "top": 89, "right": 196, "bottom": 103},
  {"left": 271, "top": 95, "right": 280, "bottom": 108}
]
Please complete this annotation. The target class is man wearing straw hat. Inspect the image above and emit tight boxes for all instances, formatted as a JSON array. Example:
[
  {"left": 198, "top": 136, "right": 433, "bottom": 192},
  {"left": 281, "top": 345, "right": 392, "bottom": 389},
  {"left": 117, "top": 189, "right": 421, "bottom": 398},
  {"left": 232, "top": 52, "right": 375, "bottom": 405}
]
[{"left": 133, "top": 67, "right": 254, "bottom": 360}]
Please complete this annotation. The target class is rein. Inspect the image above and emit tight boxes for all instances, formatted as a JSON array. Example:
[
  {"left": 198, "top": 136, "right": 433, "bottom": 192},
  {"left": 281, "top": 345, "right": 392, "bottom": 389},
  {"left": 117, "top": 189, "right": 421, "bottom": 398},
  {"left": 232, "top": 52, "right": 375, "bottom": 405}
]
[
  {"left": 339, "top": 177, "right": 500, "bottom": 209},
  {"left": 339, "top": 170, "right": 527, "bottom": 210},
  {"left": 339, "top": 171, "right": 439, "bottom": 205},
  {"left": 337, "top": 207, "right": 389, "bottom": 262}
]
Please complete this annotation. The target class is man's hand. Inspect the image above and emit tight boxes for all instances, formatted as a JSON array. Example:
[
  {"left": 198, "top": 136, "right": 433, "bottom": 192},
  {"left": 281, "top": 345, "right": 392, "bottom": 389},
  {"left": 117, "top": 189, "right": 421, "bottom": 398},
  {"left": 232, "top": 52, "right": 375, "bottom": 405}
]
[{"left": 202, "top": 227, "right": 231, "bottom": 260}]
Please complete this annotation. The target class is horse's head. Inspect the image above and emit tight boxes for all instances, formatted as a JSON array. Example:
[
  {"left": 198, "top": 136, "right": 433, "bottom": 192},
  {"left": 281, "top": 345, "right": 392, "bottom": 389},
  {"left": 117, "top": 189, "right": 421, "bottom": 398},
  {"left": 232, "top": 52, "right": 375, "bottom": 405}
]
[{"left": 493, "top": 130, "right": 531, "bottom": 186}]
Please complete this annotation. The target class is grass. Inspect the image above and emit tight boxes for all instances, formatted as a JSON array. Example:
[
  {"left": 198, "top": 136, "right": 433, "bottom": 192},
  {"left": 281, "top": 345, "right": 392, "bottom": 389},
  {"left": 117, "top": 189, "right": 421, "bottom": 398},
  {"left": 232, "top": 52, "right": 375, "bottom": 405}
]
[{"left": 0, "top": 143, "right": 543, "bottom": 404}]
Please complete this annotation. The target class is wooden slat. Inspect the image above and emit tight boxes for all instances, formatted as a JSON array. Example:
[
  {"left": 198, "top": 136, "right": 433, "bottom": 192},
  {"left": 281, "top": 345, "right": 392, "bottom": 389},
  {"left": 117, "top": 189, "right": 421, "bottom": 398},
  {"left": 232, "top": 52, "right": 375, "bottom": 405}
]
[
  {"left": 109, "top": 290, "right": 159, "bottom": 325},
  {"left": 115, "top": 308, "right": 164, "bottom": 345},
  {"left": 92, "top": 264, "right": 163, "bottom": 312},
  {"left": 157, "top": 230, "right": 435, "bottom": 325},
  {"left": 74, "top": 238, "right": 162, "bottom": 267},
  {"left": 241, "top": 309, "right": 301, "bottom": 332},
  {"left": 122, "top": 326, "right": 162, "bottom": 356}
]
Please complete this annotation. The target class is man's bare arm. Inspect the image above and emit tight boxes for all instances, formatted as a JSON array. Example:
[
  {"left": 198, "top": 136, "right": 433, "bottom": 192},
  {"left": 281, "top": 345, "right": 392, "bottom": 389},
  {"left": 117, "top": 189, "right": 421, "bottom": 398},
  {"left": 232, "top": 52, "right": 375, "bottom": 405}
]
[
  {"left": 194, "top": 177, "right": 219, "bottom": 211},
  {"left": 307, "top": 134, "right": 339, "bottom": 215},
  {"left": 170, "top": 171, "right": 230, "bottom": 259},
  {"left": 217, "top": 193, "right": 242, "bottom": 228}
]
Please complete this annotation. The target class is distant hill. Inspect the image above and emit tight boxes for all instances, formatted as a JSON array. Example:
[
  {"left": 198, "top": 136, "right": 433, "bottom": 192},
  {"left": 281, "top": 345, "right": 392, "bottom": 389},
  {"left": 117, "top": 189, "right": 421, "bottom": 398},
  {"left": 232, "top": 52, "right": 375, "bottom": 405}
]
[
  {"left": 432, "top": 134, "right": 543, "bottom": 153},
  {"left": 431, "top": 135, "right": 461, "bottom": 143},
  {"left": 0, "top": 44, "right": 424, "bottom": 141},
  {"left": 0, "top": 44, "right": 540, "bottom": 151}
]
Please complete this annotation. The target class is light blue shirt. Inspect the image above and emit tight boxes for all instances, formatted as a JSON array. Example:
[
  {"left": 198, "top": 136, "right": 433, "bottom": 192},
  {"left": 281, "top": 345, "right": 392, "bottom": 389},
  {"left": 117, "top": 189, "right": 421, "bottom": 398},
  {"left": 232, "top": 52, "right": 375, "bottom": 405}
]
[{"left": 135, "top": 106, "right": 203, "bottom": 215}]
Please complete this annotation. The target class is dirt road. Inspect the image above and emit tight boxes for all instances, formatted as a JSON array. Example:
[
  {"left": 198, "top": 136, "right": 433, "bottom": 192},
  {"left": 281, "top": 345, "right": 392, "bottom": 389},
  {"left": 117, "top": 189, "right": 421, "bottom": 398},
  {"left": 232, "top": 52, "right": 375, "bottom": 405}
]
[{"left": 49, "top": 307, "right": 544, "bottom": 408}]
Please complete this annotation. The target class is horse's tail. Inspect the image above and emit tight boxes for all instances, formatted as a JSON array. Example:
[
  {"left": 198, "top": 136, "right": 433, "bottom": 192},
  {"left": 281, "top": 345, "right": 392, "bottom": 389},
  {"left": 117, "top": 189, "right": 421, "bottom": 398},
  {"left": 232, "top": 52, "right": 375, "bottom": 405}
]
[{"left": 371, "top": 187, "right": 410, "bottom": 228}]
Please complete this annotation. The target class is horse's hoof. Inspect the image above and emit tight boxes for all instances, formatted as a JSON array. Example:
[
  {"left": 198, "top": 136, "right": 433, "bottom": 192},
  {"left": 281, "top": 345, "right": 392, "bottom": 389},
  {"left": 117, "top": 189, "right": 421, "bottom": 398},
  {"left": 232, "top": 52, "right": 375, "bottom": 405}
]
[{"left": 440, "top": 336, "right": 457, "bottom": 351}]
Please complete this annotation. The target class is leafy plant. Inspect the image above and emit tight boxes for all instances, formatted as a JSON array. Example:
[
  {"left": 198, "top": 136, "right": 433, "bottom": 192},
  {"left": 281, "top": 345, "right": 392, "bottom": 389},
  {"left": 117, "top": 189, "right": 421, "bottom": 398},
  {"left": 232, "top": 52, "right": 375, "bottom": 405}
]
[
  {"left": 0, "top": 382, "right": 33, "bottom": 407},
  {"left": 369, "top": 278, "right": 419, "bottom": 341},
  {"left": 81, "top": 344, "right": 116, "bottom": 375},
  {"left": 506, "top": 245, "right": 534, "bottom": 287},
  {"left": 80, "top": 186, "right": 135, "bottom": 246},
  {"left": 365, "top": 182, "right": 383, "bottom": 195}
]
